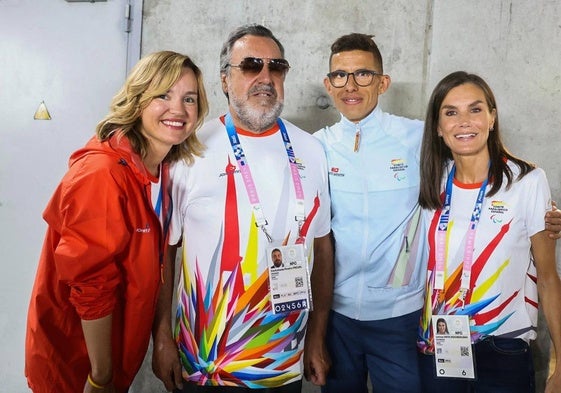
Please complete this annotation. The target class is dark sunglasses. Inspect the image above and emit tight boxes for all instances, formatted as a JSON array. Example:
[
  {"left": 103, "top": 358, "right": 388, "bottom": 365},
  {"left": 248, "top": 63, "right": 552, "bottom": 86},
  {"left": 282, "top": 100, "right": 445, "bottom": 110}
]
[{"left": 227, "top": 57, "right": 290, "bottom": 76}]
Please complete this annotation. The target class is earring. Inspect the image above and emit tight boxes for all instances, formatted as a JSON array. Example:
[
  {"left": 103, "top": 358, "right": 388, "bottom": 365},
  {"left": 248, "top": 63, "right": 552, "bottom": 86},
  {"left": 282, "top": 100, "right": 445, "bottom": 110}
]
[{"left": 489, "top": 127, "right": 494, "bottom": 132}]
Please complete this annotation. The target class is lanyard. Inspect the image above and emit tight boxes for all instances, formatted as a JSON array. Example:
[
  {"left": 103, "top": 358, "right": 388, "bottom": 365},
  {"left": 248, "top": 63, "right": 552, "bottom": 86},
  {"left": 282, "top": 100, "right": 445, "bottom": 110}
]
[
  {"left": 224, "top": 113, "right": 306, "bottom": 243},
  {"left": 153, "top": 170, "right": 171, "bottom": 283},
  {"left": 154, "top": 182, "right": 163, "bottom": 218},
  {"left": 434, "top": 165, "right": 488, "bottom": 304}
]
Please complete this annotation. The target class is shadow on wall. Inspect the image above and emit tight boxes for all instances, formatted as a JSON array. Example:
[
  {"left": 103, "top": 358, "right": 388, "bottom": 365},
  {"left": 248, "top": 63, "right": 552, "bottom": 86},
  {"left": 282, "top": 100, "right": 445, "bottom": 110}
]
[
  {"left": 381, "top": 81, "right": 425, "bottom": 121},
  {"left": 283, "top": 83, "right": 340, "bottom": 133},
  {"left": 286, "top": 105, "right": 340, "bottom": 134}
]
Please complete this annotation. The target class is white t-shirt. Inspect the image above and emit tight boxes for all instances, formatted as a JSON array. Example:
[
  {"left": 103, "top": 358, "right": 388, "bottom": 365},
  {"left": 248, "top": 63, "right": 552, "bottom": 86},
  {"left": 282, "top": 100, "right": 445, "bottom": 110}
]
[
  {"left": 169, "top": 116, "right": 331, "bottom": 387},
  {"left": 418, "top": 161, "right": 552, "bottom": 354}
]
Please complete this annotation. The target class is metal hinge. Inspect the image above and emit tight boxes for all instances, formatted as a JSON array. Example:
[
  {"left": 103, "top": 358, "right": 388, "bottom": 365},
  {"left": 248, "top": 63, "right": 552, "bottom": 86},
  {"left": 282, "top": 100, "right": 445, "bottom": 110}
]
[{"left": 124, "top": 2, "right": 132, "bottom": 33}]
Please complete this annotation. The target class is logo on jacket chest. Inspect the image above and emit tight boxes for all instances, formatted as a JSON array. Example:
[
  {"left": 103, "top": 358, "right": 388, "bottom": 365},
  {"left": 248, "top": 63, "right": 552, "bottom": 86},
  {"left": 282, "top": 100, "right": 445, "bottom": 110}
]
[{"left": 390, "top": 159, "right": 408, "bottom": 181}]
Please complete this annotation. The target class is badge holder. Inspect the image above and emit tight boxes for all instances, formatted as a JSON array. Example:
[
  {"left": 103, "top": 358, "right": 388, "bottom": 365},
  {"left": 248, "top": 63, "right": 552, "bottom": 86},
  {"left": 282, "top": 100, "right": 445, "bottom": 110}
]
[
  {"left": 432, "top": 315, "right": 476, "bottom": 380},
  {"left": 267, "top": 244, "right": 312, "bottom": 314}
]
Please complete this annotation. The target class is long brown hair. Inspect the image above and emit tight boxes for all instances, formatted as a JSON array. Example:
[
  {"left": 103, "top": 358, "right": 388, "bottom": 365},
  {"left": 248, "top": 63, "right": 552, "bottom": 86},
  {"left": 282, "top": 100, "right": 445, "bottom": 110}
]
[
  {"left": 419, "top": 71, "right": 534, "bottom": 209},
  {"left": 96, "top": 51, "right": 209, "bottom": 164}
]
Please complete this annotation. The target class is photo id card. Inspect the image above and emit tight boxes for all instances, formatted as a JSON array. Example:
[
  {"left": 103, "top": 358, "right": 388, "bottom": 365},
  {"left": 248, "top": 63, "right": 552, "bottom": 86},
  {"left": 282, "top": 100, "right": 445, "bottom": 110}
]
[
  {"left": 432, "top": 315, "right": 475, "bottom": 380},
  {"left": 267, "top": 244, "right": 311, "bottom": 314}
]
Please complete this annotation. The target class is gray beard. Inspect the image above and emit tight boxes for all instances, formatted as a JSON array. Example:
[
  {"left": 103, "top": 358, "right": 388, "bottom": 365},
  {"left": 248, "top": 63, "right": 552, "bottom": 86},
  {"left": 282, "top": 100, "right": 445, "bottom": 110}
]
[{"left": 230, "top": 95, "right": 284, "bottom": 133}]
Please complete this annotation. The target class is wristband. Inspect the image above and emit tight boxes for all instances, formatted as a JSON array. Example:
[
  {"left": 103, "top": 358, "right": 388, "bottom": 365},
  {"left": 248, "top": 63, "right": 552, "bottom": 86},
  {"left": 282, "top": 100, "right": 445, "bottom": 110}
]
[{"left": 87, "top": 373, "right": 107, "bottom": 389}]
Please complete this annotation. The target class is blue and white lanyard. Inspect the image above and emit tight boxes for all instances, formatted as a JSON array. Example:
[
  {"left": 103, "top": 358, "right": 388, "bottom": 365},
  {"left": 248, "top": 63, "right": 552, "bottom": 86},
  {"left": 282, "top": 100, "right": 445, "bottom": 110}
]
[
  {"left": 435, "top": 165, "right": 488, "bottom": 305},
  {"left": 224, "top": 113, "right": 306, "bottom": 243}
]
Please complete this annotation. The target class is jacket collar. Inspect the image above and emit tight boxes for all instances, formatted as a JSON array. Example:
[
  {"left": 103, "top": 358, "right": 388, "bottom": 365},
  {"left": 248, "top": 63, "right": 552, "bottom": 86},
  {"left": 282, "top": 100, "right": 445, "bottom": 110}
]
[
  {"left": 339, "top": 105, "right": 383, "bottom": 131},
  {"left": 336, "top": 106, "right": 386, "bottom": 148}
]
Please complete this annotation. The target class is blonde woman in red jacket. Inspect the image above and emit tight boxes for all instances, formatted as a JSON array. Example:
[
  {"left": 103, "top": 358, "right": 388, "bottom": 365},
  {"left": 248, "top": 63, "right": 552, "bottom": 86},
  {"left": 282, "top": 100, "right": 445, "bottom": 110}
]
[{"left": 25, "top": 50, "right": 208, "bottom": 393}]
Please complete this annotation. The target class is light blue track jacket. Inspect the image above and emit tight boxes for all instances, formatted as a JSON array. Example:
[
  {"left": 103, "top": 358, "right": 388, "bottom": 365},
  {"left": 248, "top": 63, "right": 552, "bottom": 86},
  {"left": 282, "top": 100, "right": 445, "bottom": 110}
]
[{"left": 314, "top": 106, "right": 427, "bottom": 320}]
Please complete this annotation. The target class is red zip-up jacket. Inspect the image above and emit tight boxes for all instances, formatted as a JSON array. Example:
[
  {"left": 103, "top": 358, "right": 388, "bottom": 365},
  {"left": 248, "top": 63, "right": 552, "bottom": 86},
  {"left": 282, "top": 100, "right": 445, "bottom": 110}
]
[{"left": 25, "top": 134, "right": 170, "bottom": 393}]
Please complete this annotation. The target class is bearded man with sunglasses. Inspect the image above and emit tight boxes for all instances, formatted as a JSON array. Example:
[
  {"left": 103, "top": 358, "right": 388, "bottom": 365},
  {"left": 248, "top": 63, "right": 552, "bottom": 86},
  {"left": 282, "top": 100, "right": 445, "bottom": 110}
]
[
  {"left": 313, "top": 33, "right": 561, "bottom": 393},
  {"left": 152, "top": 24, "right": 334, "bottom": 393}
]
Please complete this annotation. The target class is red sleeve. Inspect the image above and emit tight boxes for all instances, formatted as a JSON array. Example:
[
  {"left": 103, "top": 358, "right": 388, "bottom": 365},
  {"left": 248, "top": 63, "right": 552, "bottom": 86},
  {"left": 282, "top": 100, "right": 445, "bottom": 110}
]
[{"left": 48, "top": 155, "right": 131, "bottom": 320}]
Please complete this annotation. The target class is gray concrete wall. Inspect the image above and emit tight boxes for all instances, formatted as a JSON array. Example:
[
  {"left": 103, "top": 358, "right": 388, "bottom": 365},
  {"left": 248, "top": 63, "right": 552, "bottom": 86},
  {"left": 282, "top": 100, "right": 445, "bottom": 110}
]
[
  {"left": 142, "top": 0, "right": 431, "bottom": 130},
  {"left": 4, "top": 1, "right": 557, "bottom": 392},
  {"left": 142, "top": 0, "right": 560, "bottom": 204},
  {"left": 138, "top": 3, "right": 432, "bottom": 392},
  {"left": 137, "top": 1, "right": 561, "bottom": 392}
]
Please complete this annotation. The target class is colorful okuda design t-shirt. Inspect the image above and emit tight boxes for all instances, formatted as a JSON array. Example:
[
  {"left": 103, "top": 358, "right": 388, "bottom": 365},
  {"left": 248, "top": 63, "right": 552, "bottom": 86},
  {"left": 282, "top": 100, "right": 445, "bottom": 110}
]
[
  {"left": 169, "top": 117, "right": 331, "bottom": 387},
  {"left": 418, "top": 161, "right": 551, "bottom": 354}
]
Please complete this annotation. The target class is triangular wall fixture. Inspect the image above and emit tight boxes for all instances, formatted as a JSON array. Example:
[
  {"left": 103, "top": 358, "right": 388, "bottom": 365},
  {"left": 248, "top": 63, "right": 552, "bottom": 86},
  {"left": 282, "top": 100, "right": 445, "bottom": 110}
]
[{"left": 34, "top": 101, "right": 52, "bottom": 120}]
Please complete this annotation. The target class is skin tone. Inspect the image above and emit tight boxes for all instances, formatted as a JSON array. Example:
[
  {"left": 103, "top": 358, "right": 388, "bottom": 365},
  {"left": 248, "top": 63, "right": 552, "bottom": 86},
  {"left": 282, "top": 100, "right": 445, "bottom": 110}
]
[
  {"left": 437, "top": 83, "right": 495, "bottom": 183},
  {"left": 82, "top": 68, "right": 199, "bottom": 393},
  {"left": 304, "top": 236, "right": 334, "bottom": 386},
  {"left": 436, "top": 321, "right": 447, "bottom": 334},
  {"left": 82, "top": 316, "right": 115, "bottom": 393},
  {"left": 271, "top": 249, "right": 283, "bottom": 267},
  {"left": 324, "top": 50, "right": 390, "bottom": 123},
  {"left": 438, "top": 83, "right": 561, "bottom": 393},
  {"left": 152, "top": 245, "right": 183, "bottom": 391},
  {"left": 140, "top": 67, "right": 200, "bottom": 176},
  {"left": 153, "top": 34, "right": 334, "bottom": 390},
  {"left": 221, "top": 35, "right": 285, "bottom": 133},
  {"left": 546, "top": 204, "right": 561, "bottom": 239}
]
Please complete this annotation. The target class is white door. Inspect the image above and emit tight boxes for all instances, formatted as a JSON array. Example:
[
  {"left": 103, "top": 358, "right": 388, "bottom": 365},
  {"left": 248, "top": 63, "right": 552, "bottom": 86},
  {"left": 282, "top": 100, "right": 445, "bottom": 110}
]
[{"left": 0, "top": 1, "right": 141, "bottom": 391}]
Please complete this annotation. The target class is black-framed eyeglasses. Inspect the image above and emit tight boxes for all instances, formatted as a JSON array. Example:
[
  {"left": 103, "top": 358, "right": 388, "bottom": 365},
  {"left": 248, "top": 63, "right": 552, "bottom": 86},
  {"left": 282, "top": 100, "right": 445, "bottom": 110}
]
[
  {"left": 326, "top": 69, "right": 382, "bottom": 88},
  {"left": 227, "top": 57, "right": 290, "bottom": 76}
]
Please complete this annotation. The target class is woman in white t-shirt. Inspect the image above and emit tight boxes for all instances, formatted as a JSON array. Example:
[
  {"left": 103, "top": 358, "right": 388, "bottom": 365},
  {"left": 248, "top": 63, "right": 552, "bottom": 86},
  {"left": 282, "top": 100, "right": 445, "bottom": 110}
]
[{"left": 416, "top": 71, "right": 561, "bottom": 393}]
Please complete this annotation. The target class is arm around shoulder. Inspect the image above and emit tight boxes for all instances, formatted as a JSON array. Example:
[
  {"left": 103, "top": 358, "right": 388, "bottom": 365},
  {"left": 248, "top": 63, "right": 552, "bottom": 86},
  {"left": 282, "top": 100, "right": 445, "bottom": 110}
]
[{"left": 545, "top": 200, "right": 561, "bottom": 239}]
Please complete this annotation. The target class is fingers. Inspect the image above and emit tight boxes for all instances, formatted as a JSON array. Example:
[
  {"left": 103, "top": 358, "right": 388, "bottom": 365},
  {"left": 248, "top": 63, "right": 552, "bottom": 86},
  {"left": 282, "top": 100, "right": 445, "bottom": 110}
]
[
  {"left": 304, "top": 359, "right": 329, "bottom": 386},
  {"left": 152, "top": 334, "right": 184, "bottom": 391},
  {"left": 173, "top": 362, "right": 184, "bottom": 390},
  {"left": 308, "top": 367, "right": 327, "bottom": 386},
  {"left": 160, "top": 364, "right": 182, "bottom": 392},
  {"left": 162, "top": 375, "right": 175, "bottom": 392},
  {"left": 545, "top": 203, "right": 561, "bottom": 239}
]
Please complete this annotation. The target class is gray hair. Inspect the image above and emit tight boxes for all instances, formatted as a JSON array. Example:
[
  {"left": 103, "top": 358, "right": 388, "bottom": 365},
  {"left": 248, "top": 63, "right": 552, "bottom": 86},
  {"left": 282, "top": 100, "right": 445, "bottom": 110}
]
[{"left": 219, "top": 24, "right": 285, "bottom": 74}]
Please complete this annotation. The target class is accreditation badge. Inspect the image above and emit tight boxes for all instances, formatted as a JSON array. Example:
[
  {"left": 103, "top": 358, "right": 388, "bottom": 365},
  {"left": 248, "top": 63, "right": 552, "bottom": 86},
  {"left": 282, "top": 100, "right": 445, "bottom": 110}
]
[
  {"left": 432, "top": 315, "right": 475, "bottom": 380},
  {"left": 267, "top": 244, "right": 312, "bottom": 314}
]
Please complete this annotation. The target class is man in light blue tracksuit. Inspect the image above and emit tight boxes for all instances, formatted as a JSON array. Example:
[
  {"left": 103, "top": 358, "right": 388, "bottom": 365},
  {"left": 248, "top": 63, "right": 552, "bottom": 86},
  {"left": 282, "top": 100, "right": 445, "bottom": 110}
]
[{"left": 313, "top": 33, "right": 425, "bottom": 393}]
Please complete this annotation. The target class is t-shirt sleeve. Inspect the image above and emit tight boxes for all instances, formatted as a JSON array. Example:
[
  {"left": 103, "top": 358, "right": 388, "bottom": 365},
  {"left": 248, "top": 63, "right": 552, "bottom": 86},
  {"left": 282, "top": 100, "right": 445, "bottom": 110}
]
[
  {"left": 312, "top": 143, "right": 332, "bottom": 238},
  {"left": 168, "top": 161, "right": 186, "bottom": 246},
  {"left": 524, "top": 167, "right": 552, "bottom": 237}
]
